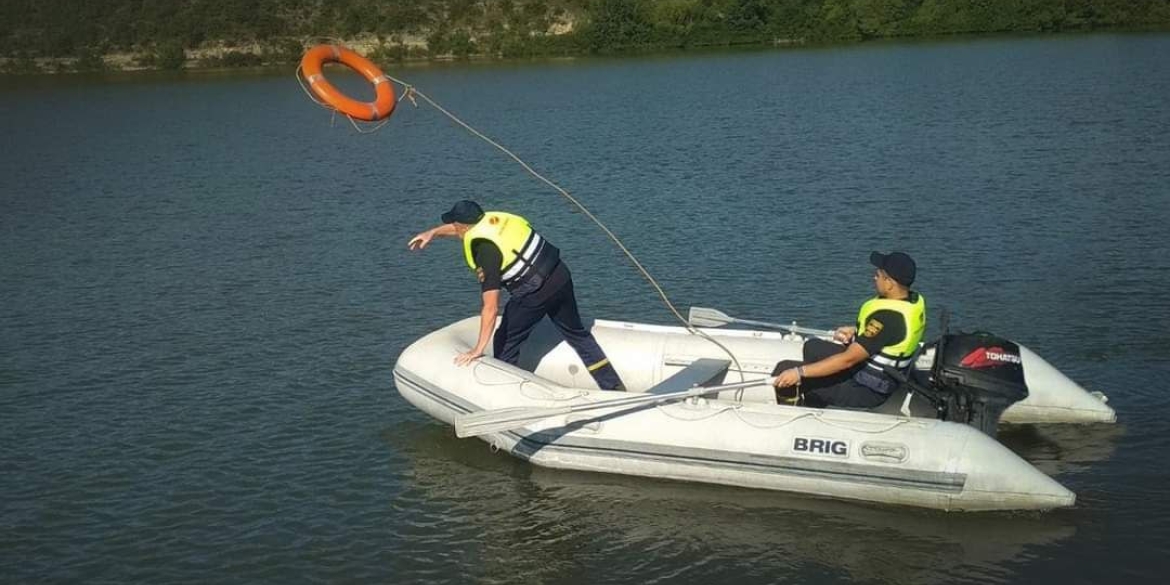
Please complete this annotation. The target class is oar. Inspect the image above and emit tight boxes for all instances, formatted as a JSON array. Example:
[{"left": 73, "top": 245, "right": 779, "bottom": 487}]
[
  {"left": 687, "top": 306, "right": 836, "bottom": 338},
  {"left": 455, "top": 377, "right": 774, "bottom": 438}
]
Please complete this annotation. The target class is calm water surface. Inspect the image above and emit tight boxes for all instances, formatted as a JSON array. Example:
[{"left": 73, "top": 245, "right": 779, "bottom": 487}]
[{"left": 3, "top": 34, "right": 1169, "bottom": 583}]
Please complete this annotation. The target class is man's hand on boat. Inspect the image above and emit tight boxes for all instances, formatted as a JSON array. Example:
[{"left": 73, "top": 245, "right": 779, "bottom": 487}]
[{"left": 454, "top": 349, "right": 484, "bottom": 366}]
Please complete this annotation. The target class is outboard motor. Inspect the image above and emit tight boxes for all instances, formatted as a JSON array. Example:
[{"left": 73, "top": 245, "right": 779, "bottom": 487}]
[{"left": 927, "top": 332, "right": 1030, "bottom": 436}]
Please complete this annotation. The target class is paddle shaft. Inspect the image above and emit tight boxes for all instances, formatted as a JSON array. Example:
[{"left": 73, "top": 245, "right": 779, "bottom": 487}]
[
  {"left": 726, "top": 316, "right": 835, "bottom": 338},
  {"left": 687, "top": 306, "right": 837, "bottom": 337}
]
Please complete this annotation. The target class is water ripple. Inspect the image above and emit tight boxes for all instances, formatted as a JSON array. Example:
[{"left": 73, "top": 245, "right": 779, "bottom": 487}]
[{"left": 3, "top": 35, "right": 1169, "bottom": 584}]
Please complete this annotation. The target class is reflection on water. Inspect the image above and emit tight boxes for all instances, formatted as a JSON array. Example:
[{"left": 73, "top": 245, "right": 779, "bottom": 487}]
[
  {"left": 388, "top": 421, "right": 1081, "bottom": 585},
  {"left": 999, "top": 424, "right": 1124, "bottom": 477}
]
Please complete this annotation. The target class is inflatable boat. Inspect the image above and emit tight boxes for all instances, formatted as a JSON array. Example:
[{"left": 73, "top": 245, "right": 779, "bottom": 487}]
[{"left": 393, "top": 316, "right": 1116, "bottom": 511}]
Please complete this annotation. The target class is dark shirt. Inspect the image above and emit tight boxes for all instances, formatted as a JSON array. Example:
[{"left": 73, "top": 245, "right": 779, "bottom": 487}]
[
  {"left": 855, "top": 310, "right": 906, "bottom": 355},
  {"left": 854, "top": 294, "right": 918, "bottom": 356},
  {"left": 471, "top": 240, "right": 503, "bottom": 293}
]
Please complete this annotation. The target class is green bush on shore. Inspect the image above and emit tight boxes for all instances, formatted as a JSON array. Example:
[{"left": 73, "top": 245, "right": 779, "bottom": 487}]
[{"left": 2, "top": 0, "right": 1169, "bottom": 73}]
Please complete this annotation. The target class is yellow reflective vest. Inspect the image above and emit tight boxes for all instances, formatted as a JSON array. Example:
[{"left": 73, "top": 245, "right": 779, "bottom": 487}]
[
  {"left": 461, "top": 211, "right": 558, "bottom": 290},
  {"left": 855, "top": 293, "right": 927, "bottom": 387}
]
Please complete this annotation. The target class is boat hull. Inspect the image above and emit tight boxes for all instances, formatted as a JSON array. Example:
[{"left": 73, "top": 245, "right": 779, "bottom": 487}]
[{"left": 393, "top": 317, "right": 1088, "bottom": 511}]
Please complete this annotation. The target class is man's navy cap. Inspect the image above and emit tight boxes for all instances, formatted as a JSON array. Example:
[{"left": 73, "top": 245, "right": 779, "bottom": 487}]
[
  {"left": 870, "top": 251, "right": 916, "bottom": 286},
  {"left": 441, "top": 200, "right": 484, "bottom": 224}
]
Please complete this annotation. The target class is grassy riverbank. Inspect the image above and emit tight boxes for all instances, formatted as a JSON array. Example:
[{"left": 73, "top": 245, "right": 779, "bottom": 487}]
[{"left": 3, "top": 0, "right": 1169, "bottom": 75}]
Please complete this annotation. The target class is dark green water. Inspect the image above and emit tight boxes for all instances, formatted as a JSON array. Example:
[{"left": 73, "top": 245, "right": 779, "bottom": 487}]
[{"left": 2, "top": 34, "right": 1168, "bottom": 583}]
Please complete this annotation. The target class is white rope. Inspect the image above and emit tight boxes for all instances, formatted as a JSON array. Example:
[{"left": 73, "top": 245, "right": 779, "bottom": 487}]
[
  {"left": 654, "top": 401, "right": 743, "bottom": 422},
  {"left": 470, "top": 361, "right": 587, "bottom": 402},
  {"left": 811, "top": 412, "right": 911, "bottom": 434},
  {"left": 732, "top": 409, "right": 817, "bottom": 430},
  {"left": 298, "top": 61, "right": 752, "bottom": 390},
  {"left": 384, "top": 77, "right": 750, "bottom": 387},
  {"left": 520, "top": 383, "right": 589, "bottom": 402},
  {"left": 642, "top": 394, "right": 911, "bottom": 432},
  {"left": 649, "top": 399, "right": 815, "bottom": 430},
  {"left": 294, "top": 65, "right": 330, "bottom": 109},
  {"left": 294, "top": 64, "right": 394, "bottom": 134},
  {"left": 727, "top": 407, "right": 908, "bottom": 433},
  {"left": 643, "top": 398, "right": 912, "bottom": 433}
]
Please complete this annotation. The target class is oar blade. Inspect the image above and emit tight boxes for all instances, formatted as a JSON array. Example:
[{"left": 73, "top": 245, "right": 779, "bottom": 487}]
[
  {"left": 687, "top": 306, "right": 733, "bottom": 328},
  {"left": 455, "top": 405, "right": 569, "bottom": 438}
]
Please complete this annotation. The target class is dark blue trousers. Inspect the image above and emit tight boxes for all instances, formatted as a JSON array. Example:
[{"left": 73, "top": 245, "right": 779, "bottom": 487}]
[
  {"left": 772, "top": 338, "right": 887, "bottom": 408},
  {"left": 493, "top": 276, "right": 624, "bottom": 391}
]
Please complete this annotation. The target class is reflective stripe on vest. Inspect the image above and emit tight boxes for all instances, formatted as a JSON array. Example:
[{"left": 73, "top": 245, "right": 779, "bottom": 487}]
[
  {"left": 855, "top": 292, "right": 927, "bottom": 375},
  {"left": 461, "top": 211, "right": 546, "bottom": 288}
]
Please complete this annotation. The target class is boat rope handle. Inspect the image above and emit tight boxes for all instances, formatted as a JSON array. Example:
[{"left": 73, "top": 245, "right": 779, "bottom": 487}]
[
  {"left": 652, "top": 398, "right": 911, "bottom": 435},
  {"left": 471, "top": 361, "right": 588, "bottom": 402},
  {"left": 647, "top": 402, "right": 815, "bottom": 430},
  {"left": 654, "top": 402, "right": 743, "bottom": 422},
  {"left": 731, "top": 409, "right": 816, "bottom": 430},
  {"left": 812, "top": 412, "right": 912, "bottom": 434}
]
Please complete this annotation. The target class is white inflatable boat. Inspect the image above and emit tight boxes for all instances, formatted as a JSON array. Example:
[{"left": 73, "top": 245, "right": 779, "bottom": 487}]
[{"left": 393, "top": 316, "right": 1116, "bottom": 511}]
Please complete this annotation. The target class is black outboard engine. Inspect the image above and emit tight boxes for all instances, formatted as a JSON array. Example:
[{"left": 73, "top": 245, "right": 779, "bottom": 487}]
[{"left": 928, "top": 332, "right": 1030, "bottom": 437}]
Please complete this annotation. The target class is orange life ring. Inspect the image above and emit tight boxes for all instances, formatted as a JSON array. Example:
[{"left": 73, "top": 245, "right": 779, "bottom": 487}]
[{"left": 300, "top": 45, "right": 396, "bottom": 122}]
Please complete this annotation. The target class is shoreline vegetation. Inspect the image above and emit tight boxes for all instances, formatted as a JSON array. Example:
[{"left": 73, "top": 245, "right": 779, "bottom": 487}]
[{"left": 2, "top": 0, "right": 1169, "bottom": 75}]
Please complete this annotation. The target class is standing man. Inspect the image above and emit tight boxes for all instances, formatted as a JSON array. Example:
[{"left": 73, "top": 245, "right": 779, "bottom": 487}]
[
  {"left": 407, "top": 200, "right": 625, "bottom": 391},
  {"left": 772, "top": 251, "right": 926, "bottom": 409}
]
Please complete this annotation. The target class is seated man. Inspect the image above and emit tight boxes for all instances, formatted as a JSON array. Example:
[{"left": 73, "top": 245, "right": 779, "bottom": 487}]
[{"left": 773, "top": 251, "right": 925, "bottom": 409}]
